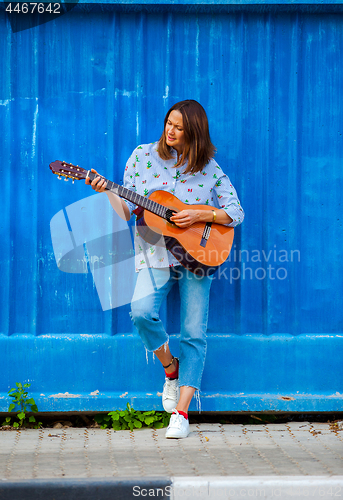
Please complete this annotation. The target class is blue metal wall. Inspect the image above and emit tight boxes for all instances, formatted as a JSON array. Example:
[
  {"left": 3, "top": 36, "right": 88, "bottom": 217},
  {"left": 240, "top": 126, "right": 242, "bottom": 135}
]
[{"left": 0, "top": 2, "right": 342, "bottom": 412}]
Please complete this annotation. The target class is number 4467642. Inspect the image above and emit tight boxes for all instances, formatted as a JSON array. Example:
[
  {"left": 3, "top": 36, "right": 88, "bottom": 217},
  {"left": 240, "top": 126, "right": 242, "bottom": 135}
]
[{"left": 5, "top": 3, "right": 61, "bottom": 14}]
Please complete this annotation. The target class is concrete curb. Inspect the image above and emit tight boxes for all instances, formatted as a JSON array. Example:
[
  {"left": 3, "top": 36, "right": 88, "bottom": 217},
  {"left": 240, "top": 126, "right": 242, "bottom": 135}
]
[
  {"left": 0, "top": 477, "right": 172, "bottom": 500},
  {"left": 1, "top": 476, "right": 343, "bottom": 500},
  {"left": 173, "top": 476, "right": 343, "bottom": 499}
]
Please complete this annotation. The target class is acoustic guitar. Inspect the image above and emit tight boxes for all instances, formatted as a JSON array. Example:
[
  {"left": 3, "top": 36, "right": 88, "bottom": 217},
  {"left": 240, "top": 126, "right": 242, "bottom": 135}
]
[{"left": 49, "top": 160, "right": 234, "bottom": 276}]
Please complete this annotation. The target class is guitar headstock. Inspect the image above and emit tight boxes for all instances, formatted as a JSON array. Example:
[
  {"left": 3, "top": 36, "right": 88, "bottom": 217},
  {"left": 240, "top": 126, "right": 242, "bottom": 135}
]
[{"left": 49, "top": 160, "right": 88, "bottom": 182}]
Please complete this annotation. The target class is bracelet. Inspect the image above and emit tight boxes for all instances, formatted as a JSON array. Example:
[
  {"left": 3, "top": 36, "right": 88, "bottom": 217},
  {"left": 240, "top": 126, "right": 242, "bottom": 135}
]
[{"left": 212, "top": 210, "right": 216, "bottom": 223}]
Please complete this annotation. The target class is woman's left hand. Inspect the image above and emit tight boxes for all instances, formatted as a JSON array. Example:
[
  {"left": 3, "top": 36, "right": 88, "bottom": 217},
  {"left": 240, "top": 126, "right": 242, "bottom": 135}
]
[{"left": 170, "top": 209, "right": 200, "bottom": 228}]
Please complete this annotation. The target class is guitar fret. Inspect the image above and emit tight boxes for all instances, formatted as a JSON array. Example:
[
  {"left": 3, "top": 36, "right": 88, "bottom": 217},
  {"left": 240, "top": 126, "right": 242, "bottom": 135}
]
[
  {"left": 158, "top": 202, "right": 166, "bottom": 219},
  {"left": 91, "top": 173, "right": 167, "bottom": 219},
  {"left": 148, "top": 200, "right": 154, "bottom": 213},
  {"left": 51, "top": 162, "right": 169, "bottom": 220}
]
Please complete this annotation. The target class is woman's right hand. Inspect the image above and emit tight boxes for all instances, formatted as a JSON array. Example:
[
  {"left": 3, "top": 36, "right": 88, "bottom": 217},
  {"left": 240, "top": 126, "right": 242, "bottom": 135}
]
[{"left": 85, "top": 168, "right": 107, "bottom": 192}]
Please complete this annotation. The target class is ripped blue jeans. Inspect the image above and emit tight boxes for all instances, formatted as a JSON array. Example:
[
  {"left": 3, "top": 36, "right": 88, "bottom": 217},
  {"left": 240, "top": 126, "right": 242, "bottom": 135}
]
[{"left": 130, "top": 266, "right": 213, "bottom": 390}]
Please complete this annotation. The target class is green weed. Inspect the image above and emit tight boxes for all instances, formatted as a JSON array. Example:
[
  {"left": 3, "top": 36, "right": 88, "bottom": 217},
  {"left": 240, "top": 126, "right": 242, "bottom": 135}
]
[
  {"left": 94, "top": 403, "right": 170, "bottom": 431},
  {"left": 2, "top": 382, "right": 42, "bottom": 429}
]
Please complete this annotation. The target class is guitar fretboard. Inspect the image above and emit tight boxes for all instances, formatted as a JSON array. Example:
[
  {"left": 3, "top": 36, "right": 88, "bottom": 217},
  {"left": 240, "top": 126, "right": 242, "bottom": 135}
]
[{"left": 87, "top": 171, "right": 169, "bottom": 219}]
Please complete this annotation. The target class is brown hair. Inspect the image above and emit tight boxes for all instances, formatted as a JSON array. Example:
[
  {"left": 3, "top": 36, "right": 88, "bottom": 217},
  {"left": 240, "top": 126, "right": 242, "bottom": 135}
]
[{"left": 157, "top": 100, "right": 216, "bottom": 174}]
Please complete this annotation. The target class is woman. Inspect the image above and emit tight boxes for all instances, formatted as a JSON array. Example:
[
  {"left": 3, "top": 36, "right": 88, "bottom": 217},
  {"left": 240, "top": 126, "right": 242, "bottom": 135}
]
[{"left": 87, "top": 100, "right": 244, "bottom": 438}]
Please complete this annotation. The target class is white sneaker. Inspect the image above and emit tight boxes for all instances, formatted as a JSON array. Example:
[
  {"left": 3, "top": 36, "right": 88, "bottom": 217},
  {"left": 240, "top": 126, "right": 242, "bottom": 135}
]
[
  {"left": 165, "top": 410, "right": 190, "bottom": 439},
  {"left": 162, "top": 377, "right": 180, "bottom": 413}
]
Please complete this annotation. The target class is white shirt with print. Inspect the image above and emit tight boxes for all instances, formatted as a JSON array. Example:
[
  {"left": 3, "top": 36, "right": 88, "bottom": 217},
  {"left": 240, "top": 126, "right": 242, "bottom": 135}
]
[{"left": 122, "top": 142, "right": 244, "bottom": 271}]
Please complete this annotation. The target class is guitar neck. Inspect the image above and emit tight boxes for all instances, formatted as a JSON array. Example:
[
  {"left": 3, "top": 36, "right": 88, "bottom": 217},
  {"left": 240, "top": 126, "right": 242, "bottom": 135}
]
[{"left": 86, "top": 170, "right": 167, "bottom": 219}]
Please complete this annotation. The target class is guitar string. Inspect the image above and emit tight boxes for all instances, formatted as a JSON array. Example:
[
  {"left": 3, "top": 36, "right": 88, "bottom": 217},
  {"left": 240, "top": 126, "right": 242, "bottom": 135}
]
[
  {"left": 67, "top": 167, "right": 216, "bottom": 226},
  {"left": 88, "top": 173, "right": 170, "bottom": 220}
]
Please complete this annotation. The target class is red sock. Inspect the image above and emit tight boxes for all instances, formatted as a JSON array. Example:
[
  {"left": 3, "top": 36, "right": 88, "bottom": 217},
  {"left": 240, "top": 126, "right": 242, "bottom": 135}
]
[
  {"left": 165, "top": 359, "right": 179, "bottom": 379},
  {"left": 174, "top": 410, "right": 188, "bottom": 420}
]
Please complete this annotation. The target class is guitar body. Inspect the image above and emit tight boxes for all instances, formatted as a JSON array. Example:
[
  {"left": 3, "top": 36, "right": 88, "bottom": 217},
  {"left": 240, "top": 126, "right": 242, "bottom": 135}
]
[{"left": 136, "top": 190, "right": 234, "bottom": 276}]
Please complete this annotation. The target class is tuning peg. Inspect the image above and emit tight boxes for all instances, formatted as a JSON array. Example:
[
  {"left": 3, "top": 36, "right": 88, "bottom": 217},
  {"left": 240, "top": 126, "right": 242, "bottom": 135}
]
[
  {"left": 64, "top": 177, "right": 68, "bottom": 181},
  {"left": 72, "top": 179, "right": 75, "bottom": 184},
  {"left": 58, "top": 175, "right": 62, "bottom": 180}
]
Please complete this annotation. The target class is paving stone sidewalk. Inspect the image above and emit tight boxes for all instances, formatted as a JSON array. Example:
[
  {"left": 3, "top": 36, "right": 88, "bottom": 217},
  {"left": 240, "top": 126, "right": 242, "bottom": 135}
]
[{"left": 0, "top": 421, "right": 342, "bottom": 480}]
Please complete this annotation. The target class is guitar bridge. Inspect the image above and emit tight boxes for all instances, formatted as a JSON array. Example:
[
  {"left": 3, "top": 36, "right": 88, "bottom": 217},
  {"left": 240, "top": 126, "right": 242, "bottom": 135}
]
[{"left": 200, "top": 222, "right": 212, "bottom": 247}]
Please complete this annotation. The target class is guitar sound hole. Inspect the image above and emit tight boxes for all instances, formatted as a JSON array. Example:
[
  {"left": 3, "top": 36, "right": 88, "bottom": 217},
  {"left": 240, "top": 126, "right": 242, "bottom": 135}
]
[{"left": 165, "top": 208, "right": 177, "bottom": 224}]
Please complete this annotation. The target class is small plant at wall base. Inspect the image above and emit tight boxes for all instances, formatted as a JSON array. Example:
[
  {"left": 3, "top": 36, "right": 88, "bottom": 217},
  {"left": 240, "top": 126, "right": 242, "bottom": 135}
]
[
  {"left": 2, "top": 382, "right": 42, "bottom": 429},
  {"left": 94, "top": 403, "right": 171, "bottom": 431}
]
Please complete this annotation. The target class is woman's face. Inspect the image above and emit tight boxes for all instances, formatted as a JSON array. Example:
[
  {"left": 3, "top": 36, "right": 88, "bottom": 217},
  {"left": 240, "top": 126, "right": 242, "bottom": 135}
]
[{"left": 165, "top": 110, "right": 185, "bottom": 154}]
